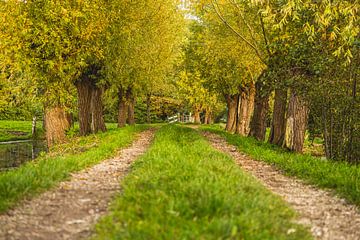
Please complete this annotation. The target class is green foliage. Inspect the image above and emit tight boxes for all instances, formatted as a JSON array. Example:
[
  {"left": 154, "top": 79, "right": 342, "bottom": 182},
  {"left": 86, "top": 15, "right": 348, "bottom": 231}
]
[
  {"left": 1, "top": 0, "right": 109, "bottom": 109},
  {"left": 94, "top": 125, "right": 311, "bottom": 240},
  {"left": 135, "top": 96, "right": 183, "bottom": 123},
  {"left": 104, "top": 0, "right": 185, "bottom": 100},
  {"left": 201, "top": 125, "right": 360, "bottom": 206},
  {"left": 0, "top": 125, "right": 148, "bottom": 212},
  {"left": 0, "top": 120, "right": 44, "bottom": 142}
]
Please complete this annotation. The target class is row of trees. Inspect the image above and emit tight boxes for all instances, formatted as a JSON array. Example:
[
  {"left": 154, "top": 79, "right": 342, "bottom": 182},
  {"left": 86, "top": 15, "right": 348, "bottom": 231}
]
[
  {"left": 181, "top": 0, "right": 359, "bottom": 162},
  {"left": 0, "top": 0, "right": 184, "bottom": 146}
]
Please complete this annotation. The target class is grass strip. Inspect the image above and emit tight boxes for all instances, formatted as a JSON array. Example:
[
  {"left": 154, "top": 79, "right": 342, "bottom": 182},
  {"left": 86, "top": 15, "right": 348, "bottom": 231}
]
[
  {"left": 0, "top": 125, "right": 148, "bottom": 212},
  {"left": 94, "top": 125, "right": 311, "bottom": 240},
  {"left": 201, "top": 125, "right": 360, "bottom": 206},
  {"left": 0, "top": 120, "right": 44, "bottom": 142}
]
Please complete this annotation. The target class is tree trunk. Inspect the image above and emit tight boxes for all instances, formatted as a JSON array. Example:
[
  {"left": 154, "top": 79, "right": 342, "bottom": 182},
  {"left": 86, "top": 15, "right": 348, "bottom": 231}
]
[
  {"left": 66, "top": 113, "right": 74, "bottom": 128},
  {"left": 126, "top": 88, "right": 135, "bottom": 125},
  {"left": 269, "top": 88, "right": 287, "bottom": 146},
  {"left": 204, "top": 109, "right": 211, "bottom": 124},
  {"left": 225, "top": 94, "right": 239, "bottom": 133},
  {"left": 246, "top": 81, "right": 256, "bottom": 135},
  {"left": 284, "top": 91, "right": 309, "bottom": 153},
  {"left": 118, "top": 88, "right": 127, "bottom": 128},
  {"left": 249, "top": 81, "right": 270, "bottom": 141},
  {"left": 91, "top": 86, "right": 106, "bottom": 133},
  {"left": 76, "top": 79, "right": 92, "bottom": 136},
  {"left": 44, "top": 106, "right": 70, "bottom": 147},
  {"left": 146, "top": 94, "right": 151, "bottom": 124},
  {"left": 32, "top": 116, "right": 37, "bottom": 138},
  {"left": 236, "top": 91, "right": 249, "bottom": 136},
  {"left": 193, "top": 107, "right": 201, "bottom": 124}
]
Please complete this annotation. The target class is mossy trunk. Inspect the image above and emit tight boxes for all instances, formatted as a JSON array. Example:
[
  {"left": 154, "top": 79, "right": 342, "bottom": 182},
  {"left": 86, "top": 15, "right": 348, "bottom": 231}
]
[
  {"left": 204, "top": 108, "right": 212, "bottom": 124},
  {"left": 126, "top": 88, "right": 135, "bottom": 125},
  {"left": 249, "top": 81, "right": 270, "bottom": 141},
  {"left": 91, "top": 86, "right": 106, "bottom": 133},
  {"left": 44, "top": 106, "right": 70, "bottom": 147},
  {"left": 225, "top": 94, "right": 239, "bottom": 133},
  {"left": 247, "top": 81, "right": 256, "bottom": 134},
  {"left": 76, "top": 78, "right": 92, "bottom": 136},
  {"left": 193, "top": 107, "right": 201, "bottom": 124},
  {"left": 146, "top": 94, "right": 151, "bottom": 124},
  {"left": 284, "top": 91, "right": 309, "bottom": 153},
  {"left": 269, "top": 88, "right": 287, "bottom": 146},
  {"left": 118, "top": 88, "right": 127, "bottom": 128}
]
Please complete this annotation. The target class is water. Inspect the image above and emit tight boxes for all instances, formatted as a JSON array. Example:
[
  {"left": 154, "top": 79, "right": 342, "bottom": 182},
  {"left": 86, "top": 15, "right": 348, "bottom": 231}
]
[{"left": 0, "top": 140, "right": 47, "bottom": 171}]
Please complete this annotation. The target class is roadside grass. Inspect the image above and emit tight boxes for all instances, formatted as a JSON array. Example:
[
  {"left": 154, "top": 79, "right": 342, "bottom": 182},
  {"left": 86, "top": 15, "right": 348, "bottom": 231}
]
[
  {"left": 265, "top": 127, "right": 324, "bottom": 157},
  {"left": 0, "top": 120, "right": 44, "bottom": 142},
  {"left": 200, "top": 125, "right": 360, "bottom": 206},
  {"left": 0, "top": 125, "right": 148, "bottom": 213},
  {"left": 94, "top": 125, "right": 312, "bottom": 240}
]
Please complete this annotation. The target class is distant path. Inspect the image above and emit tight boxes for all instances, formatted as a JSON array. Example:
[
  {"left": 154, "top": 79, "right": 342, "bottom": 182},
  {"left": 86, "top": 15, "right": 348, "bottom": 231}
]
[
  {"left": 0, "top": 129, "right": 155, "bottom": 240},
  {"left": 203, "top": 131, "right": 360, "bottom": 240}
]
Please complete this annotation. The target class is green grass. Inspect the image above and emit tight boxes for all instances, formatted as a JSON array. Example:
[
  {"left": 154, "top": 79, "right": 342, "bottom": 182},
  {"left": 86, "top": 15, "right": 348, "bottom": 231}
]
[
  {"left": 201, "top": 125, "right": 360, "bottom": 206},
  {"left": 0, "top": 125, "right": 148, "bottom": 212},
  {"left": 0, "top": 120, "right": 44, "bottom": 142},
  {"left": 94, "top": 125, "right": 311, "bottom": 240}
]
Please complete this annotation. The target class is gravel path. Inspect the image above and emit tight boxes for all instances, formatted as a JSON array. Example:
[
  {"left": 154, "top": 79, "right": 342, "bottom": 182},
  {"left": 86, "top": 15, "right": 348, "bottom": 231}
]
[
  {"left": 0, "top": 129, "right": 155, "bottom": 240},
  {"left": 203, "top": 131, "right": 360, "bottom": 240}
]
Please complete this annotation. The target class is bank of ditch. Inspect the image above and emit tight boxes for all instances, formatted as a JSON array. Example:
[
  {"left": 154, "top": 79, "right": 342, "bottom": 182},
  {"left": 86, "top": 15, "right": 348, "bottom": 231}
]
[{"left": 0, "top": 125, "right": 149, "bottom": 212}]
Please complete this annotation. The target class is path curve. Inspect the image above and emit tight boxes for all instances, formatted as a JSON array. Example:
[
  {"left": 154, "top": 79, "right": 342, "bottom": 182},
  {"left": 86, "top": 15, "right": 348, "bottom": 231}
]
[
  {"left": 203, "top": 131, "right": 360, "bottom": 240},
  {"left": 0, "top": 129, "right": 155, "bottom": 240}
]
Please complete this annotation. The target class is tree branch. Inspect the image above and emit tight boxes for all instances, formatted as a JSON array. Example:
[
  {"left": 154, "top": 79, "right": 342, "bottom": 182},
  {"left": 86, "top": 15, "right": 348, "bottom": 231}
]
[
  {"left": 211, "top": 0, "right": 266, "bottom": 64},
  {"left": 259, "top": 13, "right": 271, "bottom": 58}
]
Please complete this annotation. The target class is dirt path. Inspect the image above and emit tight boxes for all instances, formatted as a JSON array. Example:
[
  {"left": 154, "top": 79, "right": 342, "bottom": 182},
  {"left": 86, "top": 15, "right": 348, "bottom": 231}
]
[
  {"left": 0, "top": 129, "right": 155, "bottom": 240},
  {"left": 203, "top": 131, "right": 360, "bottom": 240}
]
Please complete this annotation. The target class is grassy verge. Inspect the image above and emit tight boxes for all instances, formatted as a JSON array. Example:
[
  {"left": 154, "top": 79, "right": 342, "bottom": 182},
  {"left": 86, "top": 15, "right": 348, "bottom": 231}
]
[
  {"left": 0, "top": 120, "right": 44, "bottom": 142},
  {"left": 0, "top": 125, "right": 148, "bottom": 212},
  {"left": 94, "top": 125, "right": 311, "bottom": 240},
  {"left": 201, "top": 125, "right": 360, "bottom": 206}
]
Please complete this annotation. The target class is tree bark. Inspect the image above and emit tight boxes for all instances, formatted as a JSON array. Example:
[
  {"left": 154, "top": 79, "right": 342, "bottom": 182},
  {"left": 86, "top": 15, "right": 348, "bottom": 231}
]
[
  {"left": 118, "top": 88, "right": 127, "bottom": 128},
  {"left": 193, "top": 107, "right": 201, "bottom": 124},
  {"left": 204, "top": 109, "right": 211, "bottom": 124},
  {"left": 246, "top": 81, "right": 256, "bottom": 135},
  {"left": 225, "top": 94, "right": 239, "bottom": 133},
  {"left": 44, "top": 106, "right": 70, "bottom": 147},
  {"left": 146, "top": 94, "right": 151, "bottom": 124},
  {"left": 126, "top": 88, "right": 135, "bottom": 125},
  {"left": 269, "top": 88, "right": 287, "bottom": 146},
  {"left": 91, "top": 86, "right": 106, "bottom": 133},
  {"left": 32, "top": 116, "right": 37, "bottom": 138},
  {"left": 236, "top": 91, "right": 249, "bottom": 136},
  {"left": 283, "top": 91, "right": 309, "bottom": 153},
  {"left": 66, "top": 113, "right": 74, "bottom": 128},
  {"left": 76, "top": 79, "right": 92, "bottom": 136},
  {"left": 249, "top": 81, "right": 270, "bottom": 141}
]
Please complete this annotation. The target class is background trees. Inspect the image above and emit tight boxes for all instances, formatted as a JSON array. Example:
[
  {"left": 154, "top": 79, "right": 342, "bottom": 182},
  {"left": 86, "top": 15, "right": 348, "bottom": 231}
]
[
  {"left": 1, "top": 0, "right": 185, "bottom": 146},
  {"left": 183, "top": 0, "right": 359, "bottom": 162},
  {"left": 1, "top": 0, "right": 358, "bottom": 162},
  {"left": 103, "top": 0, "right": 184, "bottom": 127}
]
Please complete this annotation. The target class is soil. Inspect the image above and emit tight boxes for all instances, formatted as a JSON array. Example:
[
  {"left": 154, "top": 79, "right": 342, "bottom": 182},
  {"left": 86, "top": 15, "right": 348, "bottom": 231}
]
[
  {"left": 0, "top": 129, "right": 155, "bottom": 240},
  {"left": 203, "top": 131, "right": 360, "bottom": 240},
  {"left": 6, "top": 131, "right": 27, "bottom": 136}
]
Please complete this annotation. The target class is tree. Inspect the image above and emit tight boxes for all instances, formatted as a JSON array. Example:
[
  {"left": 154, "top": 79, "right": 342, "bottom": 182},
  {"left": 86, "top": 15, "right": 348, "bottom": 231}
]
[
  {"left": 104, "top": 0, "right": 185, "bottom": 127},
  {"left": 2, "top": 0, "right": 110, "bottom": 145}
]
